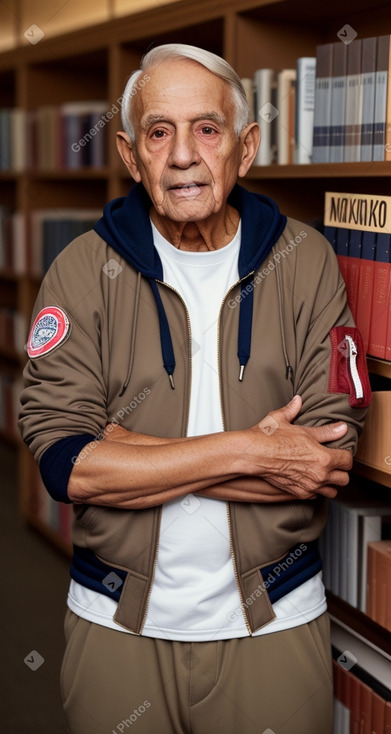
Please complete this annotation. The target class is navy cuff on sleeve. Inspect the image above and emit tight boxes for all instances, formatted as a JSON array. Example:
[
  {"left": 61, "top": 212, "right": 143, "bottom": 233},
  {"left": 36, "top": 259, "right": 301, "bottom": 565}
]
[{"left": 39, "top": 434, "right": 96, "bottom": 503}]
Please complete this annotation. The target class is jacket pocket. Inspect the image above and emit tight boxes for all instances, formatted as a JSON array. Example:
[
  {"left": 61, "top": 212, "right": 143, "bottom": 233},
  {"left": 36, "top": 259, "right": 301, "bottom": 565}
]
[{"left": 328, "top": 326, "right": 371, "bottom": 407}]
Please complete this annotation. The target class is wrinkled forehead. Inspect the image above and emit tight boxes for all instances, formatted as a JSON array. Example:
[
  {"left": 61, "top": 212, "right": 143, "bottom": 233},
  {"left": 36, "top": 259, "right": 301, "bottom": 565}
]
[{"left": 131, "top": 58, "right": 236, "bottom": 133}]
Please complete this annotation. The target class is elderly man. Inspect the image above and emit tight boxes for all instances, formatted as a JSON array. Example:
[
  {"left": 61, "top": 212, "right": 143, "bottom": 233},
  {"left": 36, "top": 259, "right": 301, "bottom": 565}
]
[{"left": 19, "top": 44, "right": 370, "bottom": 734}]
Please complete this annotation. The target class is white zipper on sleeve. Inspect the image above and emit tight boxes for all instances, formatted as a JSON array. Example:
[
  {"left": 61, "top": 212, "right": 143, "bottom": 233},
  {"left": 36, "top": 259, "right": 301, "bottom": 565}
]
[{"left": 345, "top": 335, "right": 363, "bottom": 400}]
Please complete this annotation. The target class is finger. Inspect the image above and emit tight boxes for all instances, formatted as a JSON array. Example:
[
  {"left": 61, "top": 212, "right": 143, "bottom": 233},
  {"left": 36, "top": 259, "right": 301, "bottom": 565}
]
[
  {"left": 305, "top": 421, "right": 348, "bottom": 445},
  {"left": 258, "top": 394, "right": 302, "bottom": 430},
  {"left": 314, "top": 485, "right": 338, "bottom": 499},
  {"left": 326, "top": 468, "right": 351, "bottom": 486}
]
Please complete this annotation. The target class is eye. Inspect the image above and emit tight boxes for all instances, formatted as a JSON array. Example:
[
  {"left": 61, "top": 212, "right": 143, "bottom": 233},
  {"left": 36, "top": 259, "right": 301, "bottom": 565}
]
[
  {"left": 151, "top": 129, "right": 166, "bottom": 139},
  {"left": 200, "top": 126, "right": 217, "bottom": 135}
]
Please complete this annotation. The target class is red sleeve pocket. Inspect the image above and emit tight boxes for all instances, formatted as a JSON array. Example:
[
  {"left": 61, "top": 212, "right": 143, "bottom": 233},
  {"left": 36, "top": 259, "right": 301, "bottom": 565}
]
[{"left": 328, "top": 326, "right": 372, "bottom": 408}]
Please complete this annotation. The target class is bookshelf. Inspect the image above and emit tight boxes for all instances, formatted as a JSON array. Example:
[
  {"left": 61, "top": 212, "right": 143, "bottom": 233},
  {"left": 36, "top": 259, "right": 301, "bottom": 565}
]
[{"left": 1, "top": 0, "right": 391, "bottom": 718}]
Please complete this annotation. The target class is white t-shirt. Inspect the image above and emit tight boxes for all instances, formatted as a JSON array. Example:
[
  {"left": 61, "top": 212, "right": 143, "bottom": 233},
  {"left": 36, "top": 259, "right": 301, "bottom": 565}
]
[{"left": 67, "top": 220, "right": 326, "bottom": 638}]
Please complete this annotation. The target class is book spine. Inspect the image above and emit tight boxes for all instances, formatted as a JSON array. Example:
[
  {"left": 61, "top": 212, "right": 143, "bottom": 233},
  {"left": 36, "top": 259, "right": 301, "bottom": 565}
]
[
  {"left": 361, "top": 37, "right": 377, "bottom": 161},
  {"left": 356, "top": 231, "right": 377, "bottom": 353},
  {"left": 330, "top": 42, "right": 348, "bottom": 162},
  {"left": 373, "top": 35, "right": 390, "bottom": 161},
  {"left": 253, "top": 69, "right": 277, "bottom": 166},
  {"left": 368, "top": 233, "right": 391, "bottom": 359},
  {"left": 294, "top": 57, "right": 316, "bottom": 164},
  {"left": 344, "top": 39, "right": 362, "bottom": 162},
  {"left": 312, "top": 43, "right": 333, "bottom": 163}
]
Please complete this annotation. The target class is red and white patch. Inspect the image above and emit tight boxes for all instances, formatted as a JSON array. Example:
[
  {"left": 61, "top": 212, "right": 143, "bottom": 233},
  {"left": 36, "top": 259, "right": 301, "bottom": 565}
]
[{"left": 27, "top": 306, "right": 70, "bottom": 358}]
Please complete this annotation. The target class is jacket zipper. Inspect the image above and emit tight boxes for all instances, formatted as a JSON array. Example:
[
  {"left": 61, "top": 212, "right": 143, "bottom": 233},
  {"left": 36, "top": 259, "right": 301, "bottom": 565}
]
[
  {"left": 218, "top": 273, "right": 255, "bottom": 636},
  {"left": 139, "top": 280, "right": 193, "bottom": 634},
  {"left": 345, "top": 334, "right": 364, "bottom": 400}
]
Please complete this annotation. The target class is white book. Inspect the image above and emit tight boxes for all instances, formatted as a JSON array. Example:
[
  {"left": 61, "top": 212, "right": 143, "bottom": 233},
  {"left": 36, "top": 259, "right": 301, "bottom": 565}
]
[
  {"left": 253, "top": 68, "right": 277, "bottom": 166},
  {"left": 360, "top": 36, "right": 377, "bottom": 161},
  {"left": 312, "top": 43, "right": 333, "bottom": 163},
  {"left": 240, "top": 77, "right": 255, "bottom": 123},
  {"left": 10, "top": 108, "right": 26, "bottom": 172},
  {"left": 330, "top": 42, "right": 348, "bottom": 163},
  {"left": 341, "top": 705, "right": 350, "bottom": 733},
  {"left": 373, "top": 35, "right": 389, "bottom": 161},
  {"left": 344, "top": 39, "right": 363, "bottom": 162},
  {"left": 332, "top": 499, "right": 390, "bottom": 609},
  {"left": 294, "top": 57, "right": 316, "bottom": 164},
  {"left": 276, "top": 69, "right": 296, "bottom": 165}
]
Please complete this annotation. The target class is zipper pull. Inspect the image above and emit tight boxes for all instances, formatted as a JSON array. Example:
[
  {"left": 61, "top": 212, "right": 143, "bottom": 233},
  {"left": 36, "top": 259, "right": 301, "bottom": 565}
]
[{"left": 344, "top": 335, "right": 363, "bottom": 400}]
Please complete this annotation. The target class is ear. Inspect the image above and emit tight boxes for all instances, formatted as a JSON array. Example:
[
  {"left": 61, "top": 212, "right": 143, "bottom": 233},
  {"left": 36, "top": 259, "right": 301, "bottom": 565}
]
[
  {"left": 116, "top": 132, "right": 142, "bottom": 182},
  {"left": 237, "top": 123, "right": 260, "bottom": 178}
]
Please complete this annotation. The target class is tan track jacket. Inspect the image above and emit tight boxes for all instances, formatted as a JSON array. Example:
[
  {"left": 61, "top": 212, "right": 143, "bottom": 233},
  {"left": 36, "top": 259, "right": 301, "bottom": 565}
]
[{"left": 19, "top": 216, "right": 370, "bottom": 634}]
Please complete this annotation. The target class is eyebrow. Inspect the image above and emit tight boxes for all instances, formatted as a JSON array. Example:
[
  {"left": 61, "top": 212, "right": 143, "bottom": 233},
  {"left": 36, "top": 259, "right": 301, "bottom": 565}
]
[{"left": 142, "top": 112, "right": 227, "bottom": 131}]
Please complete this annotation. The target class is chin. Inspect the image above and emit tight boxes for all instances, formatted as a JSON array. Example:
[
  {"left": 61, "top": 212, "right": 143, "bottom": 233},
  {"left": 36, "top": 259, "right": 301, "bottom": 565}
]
[{"left": 166, "top": 203, "right": 218, "bottom": 222}]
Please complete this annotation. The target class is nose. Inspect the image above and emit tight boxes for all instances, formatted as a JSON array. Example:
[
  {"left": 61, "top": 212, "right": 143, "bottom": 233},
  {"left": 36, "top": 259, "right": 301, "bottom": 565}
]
[{"left": 168, "top": 126, "right": 200, "bottom": 169}]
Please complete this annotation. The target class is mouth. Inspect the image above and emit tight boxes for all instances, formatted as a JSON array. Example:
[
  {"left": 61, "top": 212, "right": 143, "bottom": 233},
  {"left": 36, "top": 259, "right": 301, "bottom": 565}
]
[
  {"left": 167, "top": 182, "right": 207, "bottom": 199},
  {"left": 169, "top": 182, "right": 206, "bottom": 191}
]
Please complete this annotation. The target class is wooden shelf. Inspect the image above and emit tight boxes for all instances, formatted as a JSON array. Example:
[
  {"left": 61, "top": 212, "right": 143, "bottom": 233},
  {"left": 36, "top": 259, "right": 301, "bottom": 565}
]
[
  {"left": 352, "top": 461, "right": 391, "bottom": 489},
  {"left": 367, "top": 357, "right": 391, "bottom": 379},
  {"left": 26, "top": 167, "right": 111, "bottom": 180},
  {"left": 327, "top": 592, "right": 391, "bottom": 658},
  {"left": 247, "top": 162, "right": 391, "bottom": 180}
]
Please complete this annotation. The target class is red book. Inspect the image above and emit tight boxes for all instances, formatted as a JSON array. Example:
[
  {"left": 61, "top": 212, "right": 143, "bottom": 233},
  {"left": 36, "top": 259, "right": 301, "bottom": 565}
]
[
  {"left": 346, "top": 229, "right": 362, "bottom": 321},
  {"left": 371, "top": 691, "right": 386, "bottom": 734},
  {"left": 368, "top": 233, "right": 391, "bottom": 359},
  {"left": 356, "top": 231, "right": 377, "bottom": 353},
  {"left": 336, "top": 227, "right": 350, "bottom": 288},
  {"left": 358, "top": 679, "right": 372, "bottom": 734},
  {"left": 348, "top": 670, "right": 360, "bottom": 734},
  {"left": 386, "top": 700, "right": 391, "bottom": 733}
]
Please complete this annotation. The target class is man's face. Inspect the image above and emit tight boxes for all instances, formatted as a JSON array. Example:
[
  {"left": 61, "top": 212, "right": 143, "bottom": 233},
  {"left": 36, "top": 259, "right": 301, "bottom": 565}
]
[{"left": 124, "top": 59, "right": 246, "bottom": 223}]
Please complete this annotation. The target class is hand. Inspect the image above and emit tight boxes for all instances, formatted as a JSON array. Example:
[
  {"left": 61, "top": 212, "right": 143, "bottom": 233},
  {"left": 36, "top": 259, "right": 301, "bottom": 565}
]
[{"left": 241, "top": 395, "right": 352, "bottom": 500}]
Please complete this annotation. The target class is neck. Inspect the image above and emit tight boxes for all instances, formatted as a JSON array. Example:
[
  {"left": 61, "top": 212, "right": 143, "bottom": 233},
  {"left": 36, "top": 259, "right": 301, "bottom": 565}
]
[{"left": 150, "top": 204, "right": 240, "bottom": 252}]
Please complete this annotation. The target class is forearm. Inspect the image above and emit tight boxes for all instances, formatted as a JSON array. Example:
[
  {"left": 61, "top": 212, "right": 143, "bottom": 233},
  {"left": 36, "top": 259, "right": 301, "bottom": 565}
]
[
  {"left": 68, "top": 397, "right": 352, "bottom": 509},
  {"left": 198, "top": 477, "right": 299, "bottom": 503},
  {"left": 68, "top": 430, "right": 245, "bottom": 508},
  {"left": 93, "top": 425, "right": 302, "bottom": 504}
]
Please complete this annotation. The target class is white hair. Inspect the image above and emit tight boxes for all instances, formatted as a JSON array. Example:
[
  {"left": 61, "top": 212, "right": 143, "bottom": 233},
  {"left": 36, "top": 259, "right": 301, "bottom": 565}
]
[{"left": 121, "top": 43, "right": 250, "bottom": 141}]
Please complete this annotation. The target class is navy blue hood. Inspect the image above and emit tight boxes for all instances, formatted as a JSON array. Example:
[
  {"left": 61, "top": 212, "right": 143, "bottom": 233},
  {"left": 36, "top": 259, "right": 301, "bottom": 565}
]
[{"left": 94, "top": 182, "right": 287, "bottom": 386}]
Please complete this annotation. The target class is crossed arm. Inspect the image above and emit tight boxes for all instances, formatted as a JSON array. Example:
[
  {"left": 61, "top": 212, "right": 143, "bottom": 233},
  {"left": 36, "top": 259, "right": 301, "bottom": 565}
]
[{"left": 67, "top": 395, "right": 353, "bottom": 509}]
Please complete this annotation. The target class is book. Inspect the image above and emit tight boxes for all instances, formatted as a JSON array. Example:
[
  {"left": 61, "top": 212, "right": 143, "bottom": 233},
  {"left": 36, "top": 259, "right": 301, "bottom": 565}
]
[
  {"left": 276, "top": 69, "right": 296, "bottom": 165},
  {"left": 344, "top": 39, "right": 362, "bottom": 162},
  {"left": 366, "top": 541, "right": 391, "bottom": 630},
  {"left": 240, "top": 78, "right": 255, "bottom": 123},
  {"left": 294, "top": 57, "right": 316, "bottom": 164},
  {"left": 312, "top": 43, "right": 333, "bottom": 163},
  {"left": 371, "top": 690, "right": 386, "bottom": 733},
  {"left": 373, "top": 35, "right": 390, "bottom": 161},
  {"left": 319, "top": 496, "right": 391, "bottom": 610},
  {"left": 29, "top": 208, "right": 101, "bottom": 276},
  {"left": 361, "top": 36, "right": 377, "bottom": 161},
  {"left": 357, "top": 230, "right": 377, "bottom": 353},
  {"left": 330, "top": 41, "right": 348, "bottom": 163},
  {"left": 346, "top": 229, "right": 362, "bottom": 321},
  {"left": 253, "top": 68, "right": 277, "bottom": 165},
  {"left": 368, "top": 232, "right": 391, "bottom": 359}
]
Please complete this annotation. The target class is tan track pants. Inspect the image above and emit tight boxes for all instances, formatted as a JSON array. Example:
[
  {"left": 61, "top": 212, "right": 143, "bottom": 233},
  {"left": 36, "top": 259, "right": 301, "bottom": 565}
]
[{"left": 61, "top": 609, "right": 333, "bottom": 734}]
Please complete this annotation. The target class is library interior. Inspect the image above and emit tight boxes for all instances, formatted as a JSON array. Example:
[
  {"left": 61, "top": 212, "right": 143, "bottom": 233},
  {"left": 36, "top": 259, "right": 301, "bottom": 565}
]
[{"left": 1, "top": 0, "right": 391, "bottom": 732}]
